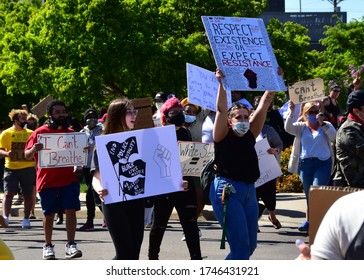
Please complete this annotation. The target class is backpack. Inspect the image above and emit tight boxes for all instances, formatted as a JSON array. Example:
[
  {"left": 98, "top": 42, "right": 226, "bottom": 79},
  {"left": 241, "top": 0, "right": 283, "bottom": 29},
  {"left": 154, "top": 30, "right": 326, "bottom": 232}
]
[{"left": 200, "top": 158, "right": 216, "bottom": 205}]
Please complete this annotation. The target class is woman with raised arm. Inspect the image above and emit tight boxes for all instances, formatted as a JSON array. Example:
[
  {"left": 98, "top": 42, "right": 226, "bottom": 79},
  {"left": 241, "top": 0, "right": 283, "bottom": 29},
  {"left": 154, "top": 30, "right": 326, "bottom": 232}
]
[{"left": 210, "top": 69, "right": 276, "bottom": 260}]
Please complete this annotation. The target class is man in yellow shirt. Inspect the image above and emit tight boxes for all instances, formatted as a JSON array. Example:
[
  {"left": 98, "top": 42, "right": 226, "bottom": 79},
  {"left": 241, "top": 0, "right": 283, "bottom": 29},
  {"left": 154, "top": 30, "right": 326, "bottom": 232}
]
[{"left": 0, "top": 109, "right": 36, "bottom": 229}]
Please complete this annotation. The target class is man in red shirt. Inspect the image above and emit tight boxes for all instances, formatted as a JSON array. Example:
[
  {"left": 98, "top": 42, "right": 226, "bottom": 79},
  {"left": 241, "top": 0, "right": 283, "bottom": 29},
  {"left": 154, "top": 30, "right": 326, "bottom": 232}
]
[{"left": 25, "top": 100, "right": 83, "bottom": 260}]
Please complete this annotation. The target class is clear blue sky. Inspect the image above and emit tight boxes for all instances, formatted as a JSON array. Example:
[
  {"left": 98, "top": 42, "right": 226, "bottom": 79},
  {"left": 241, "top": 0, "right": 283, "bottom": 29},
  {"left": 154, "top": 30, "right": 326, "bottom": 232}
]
[{"left": 285, "top": 0, "right": 363, "bottom": 22}]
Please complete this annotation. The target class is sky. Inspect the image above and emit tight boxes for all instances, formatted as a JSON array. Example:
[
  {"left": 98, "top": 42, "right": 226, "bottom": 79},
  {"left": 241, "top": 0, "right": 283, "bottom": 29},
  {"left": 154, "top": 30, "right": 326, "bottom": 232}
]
[{"left": 285, "top": 0, "right": 363, "bottom": 22}]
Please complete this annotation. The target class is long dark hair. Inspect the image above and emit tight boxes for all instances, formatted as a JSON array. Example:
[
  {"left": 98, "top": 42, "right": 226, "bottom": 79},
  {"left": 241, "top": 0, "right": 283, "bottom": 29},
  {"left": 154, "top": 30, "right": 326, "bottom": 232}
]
[{"left": 103, "top": 98, "right": 132, "bottom": 135}]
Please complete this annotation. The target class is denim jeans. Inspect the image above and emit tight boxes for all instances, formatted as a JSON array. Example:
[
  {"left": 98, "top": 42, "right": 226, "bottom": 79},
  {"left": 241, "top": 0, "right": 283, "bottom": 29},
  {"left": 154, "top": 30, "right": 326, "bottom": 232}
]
[
  {"left": 209, "top": 176, "right": 258, "bottom": 260},
  {"left": 299, "top": 157, "right": 332, "bottom": 205}
]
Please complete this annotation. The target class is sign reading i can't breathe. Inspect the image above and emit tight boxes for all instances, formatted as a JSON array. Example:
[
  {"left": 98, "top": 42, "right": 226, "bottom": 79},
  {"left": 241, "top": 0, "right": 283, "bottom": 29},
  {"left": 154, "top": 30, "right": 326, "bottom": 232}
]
[
  {"left": 37, "top": 132, "right": 88, "bottom": 168},
  {"left": 201, "top": 16, "right": 286, "bottom": 92}
]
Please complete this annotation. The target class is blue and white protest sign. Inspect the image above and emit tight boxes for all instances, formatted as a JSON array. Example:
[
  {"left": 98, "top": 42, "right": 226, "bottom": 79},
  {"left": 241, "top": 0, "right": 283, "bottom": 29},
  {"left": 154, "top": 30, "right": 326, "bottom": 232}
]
[{"left": 202, "top": 16, "right": 286, "bottom": 91}]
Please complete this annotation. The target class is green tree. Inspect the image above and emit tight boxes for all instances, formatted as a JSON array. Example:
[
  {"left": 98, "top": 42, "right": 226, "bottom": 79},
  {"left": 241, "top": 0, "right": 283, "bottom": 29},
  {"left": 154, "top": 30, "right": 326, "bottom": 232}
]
[{"left": 0, "top": 0, "right": 268, "bottom": 118}]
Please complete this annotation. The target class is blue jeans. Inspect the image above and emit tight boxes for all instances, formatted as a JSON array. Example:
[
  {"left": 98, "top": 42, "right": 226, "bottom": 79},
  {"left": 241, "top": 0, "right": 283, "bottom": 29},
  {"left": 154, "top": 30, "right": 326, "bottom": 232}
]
[
  {"left": 209, "top": 176, "right": 258, "bottom": 260},
  {"left": 299, "top": 157, "right": 332, "bottom": 205}
]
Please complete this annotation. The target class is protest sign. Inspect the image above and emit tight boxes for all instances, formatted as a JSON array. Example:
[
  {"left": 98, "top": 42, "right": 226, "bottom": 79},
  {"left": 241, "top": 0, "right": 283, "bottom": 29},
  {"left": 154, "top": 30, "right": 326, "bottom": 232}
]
[
  {"left": 31, "top": 95, "right": 54, "bottom": 119},
  {"left": 288, "top": 78, "right": 325, "bottom": 104},
  {"left": 95, "top": 126, "right": 183, "bottom": 204},
  {"left": 187, "top": 63, "right": 231, "bottom": 111},
  {"left": 37, "top": 132, "right": 88, "bottom": 168},
  {"left": 178, "top": 141, "right": 214, "bottom": 177},
  {"left": 201, "top": 16, "right": 286, "bottom": 91},
  {"left": 255, "top": 138, "right": 282, "bottom": 188}
]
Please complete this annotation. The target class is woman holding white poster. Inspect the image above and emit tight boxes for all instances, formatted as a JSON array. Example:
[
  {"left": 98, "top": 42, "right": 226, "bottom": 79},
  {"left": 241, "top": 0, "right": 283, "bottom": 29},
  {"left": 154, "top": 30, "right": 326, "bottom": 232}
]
[
  {"left": 210, "top": 69, "right": 276, "bottom": 260},
  {"left": 91, "top": 98, "right": 145, "bottom": 260}
]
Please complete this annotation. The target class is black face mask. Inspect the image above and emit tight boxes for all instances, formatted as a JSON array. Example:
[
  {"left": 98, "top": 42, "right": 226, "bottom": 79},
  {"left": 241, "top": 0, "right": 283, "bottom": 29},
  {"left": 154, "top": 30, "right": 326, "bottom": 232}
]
[
  {"left": 17, "top": 120, "right": 27, "bottom": 129},
  {"left": 27, "top": 124, "right": 36, "bottom": 130},
  {"left": 169, "top": 113, "right": 185, "bottom": 127}
]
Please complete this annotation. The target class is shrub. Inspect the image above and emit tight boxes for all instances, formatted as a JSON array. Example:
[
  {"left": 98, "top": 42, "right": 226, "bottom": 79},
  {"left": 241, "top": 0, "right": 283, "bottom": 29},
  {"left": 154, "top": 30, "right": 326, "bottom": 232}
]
[{"left": 276, "top": 146, "right": 303, "bottom": 193}]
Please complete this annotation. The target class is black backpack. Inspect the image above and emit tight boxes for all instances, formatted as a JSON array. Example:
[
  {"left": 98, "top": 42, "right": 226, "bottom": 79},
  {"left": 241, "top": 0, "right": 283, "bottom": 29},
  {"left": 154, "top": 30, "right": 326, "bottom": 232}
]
[{"left": 200, "top": 158, "right": 216, "bottom": 205}]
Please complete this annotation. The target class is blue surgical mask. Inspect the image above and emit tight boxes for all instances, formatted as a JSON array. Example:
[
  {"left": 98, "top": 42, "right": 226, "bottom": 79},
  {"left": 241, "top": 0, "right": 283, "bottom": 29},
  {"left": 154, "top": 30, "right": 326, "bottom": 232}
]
[
  {"left": 232, "top": 121, "right": 250, "bottom": 136},
  {"left": 184, "top": 115, "right": 196, "bottom": 123},
  {"left": 306, "top": 115, "right": 318, "bottom": 123}
]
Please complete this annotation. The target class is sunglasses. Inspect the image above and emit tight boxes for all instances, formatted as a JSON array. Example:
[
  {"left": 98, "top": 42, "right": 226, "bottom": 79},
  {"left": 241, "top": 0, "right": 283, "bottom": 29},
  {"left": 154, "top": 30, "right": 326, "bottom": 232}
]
[{"left": 307, "top": 110, "right": 319, "bottom": 116}]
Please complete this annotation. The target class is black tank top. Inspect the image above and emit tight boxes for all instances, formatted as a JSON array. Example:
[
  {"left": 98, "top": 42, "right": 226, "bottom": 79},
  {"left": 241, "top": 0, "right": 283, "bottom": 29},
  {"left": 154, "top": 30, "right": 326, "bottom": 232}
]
[{"left": 214, "top": 129, "right": 260, "bottom": 183}]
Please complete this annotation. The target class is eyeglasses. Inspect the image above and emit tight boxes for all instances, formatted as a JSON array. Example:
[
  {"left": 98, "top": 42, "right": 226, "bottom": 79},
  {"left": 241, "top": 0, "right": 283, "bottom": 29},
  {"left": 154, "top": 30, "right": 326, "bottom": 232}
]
[
  {"left": 307, "top": 110, "right": 319, "bottom": 116},
  {"left": 333, "top": 90, "right": 340, "bottom": 93},
  {"left": 126, "top": 109, "right": 138, "bottom": 116}
]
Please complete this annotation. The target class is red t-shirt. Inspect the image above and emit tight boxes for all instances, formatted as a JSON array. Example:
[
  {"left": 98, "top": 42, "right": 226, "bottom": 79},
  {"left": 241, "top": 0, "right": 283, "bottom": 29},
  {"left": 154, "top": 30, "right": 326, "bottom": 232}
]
[{"left": 25, "top": 125, "right": 78, "bottom": 192}]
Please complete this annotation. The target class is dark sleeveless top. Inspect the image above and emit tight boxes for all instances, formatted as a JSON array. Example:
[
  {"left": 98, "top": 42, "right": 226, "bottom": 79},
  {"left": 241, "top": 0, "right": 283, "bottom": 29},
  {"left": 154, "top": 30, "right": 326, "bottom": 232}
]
[
  {"left": 214, "top": 129, "right": 259, "bottom": 183},
  {"left": 325, "top": 96, "right": 340, "bottom": 128},
  {"left": 345, "top": 222, "right": 364, "bottom": 260}
]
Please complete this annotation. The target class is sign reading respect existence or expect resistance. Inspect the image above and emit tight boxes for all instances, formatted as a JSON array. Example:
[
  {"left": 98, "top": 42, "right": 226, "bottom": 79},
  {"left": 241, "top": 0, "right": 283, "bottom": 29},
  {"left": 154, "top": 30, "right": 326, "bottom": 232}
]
[
  {"left": 202, "top": 16, "right": 286, "bottom": 91},
  {"left": 37, "top": 132, "right": 88, "bottom": 168},
  {"left": 95, "top": 126, "right": 183, "bottom": 204},
  {"left": 288, "top": 78, "right": 325, "bottom": 104},
  {"left": 187, "top": 63, "right": 232, "bottom": 112}
]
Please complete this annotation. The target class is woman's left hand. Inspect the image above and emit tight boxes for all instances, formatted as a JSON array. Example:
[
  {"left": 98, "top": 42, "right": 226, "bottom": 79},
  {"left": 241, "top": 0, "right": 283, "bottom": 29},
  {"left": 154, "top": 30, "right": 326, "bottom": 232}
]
[{"left": 267, "top": 148, "right": 279, "bottom": 155}]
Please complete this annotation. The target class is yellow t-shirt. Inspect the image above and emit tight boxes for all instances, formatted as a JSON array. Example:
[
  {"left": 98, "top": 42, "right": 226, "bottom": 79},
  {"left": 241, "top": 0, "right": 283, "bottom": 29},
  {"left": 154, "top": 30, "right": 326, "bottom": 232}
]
[{"left": 0, "top": 127, "right": 35, "bottom": 170}]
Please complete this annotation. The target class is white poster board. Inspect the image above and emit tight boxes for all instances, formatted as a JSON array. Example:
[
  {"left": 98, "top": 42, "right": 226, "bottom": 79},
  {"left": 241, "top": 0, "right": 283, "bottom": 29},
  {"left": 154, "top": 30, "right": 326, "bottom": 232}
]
[
  {"left": 37, "top": 132, "right": 88, "bottom": 168},
  {"left": 255, "top": 138, "right": 282, "bottom": 188},
  {"left": 179, "top": 141, "right": 214, "bottom": 177},
  {"left": 95, "top": 126, "right": 183, "bottom": 204},
  {"left": 201, "top": 16, "right": 286, "bottom": 91},
  {"left": 288, "top": 78, "right": 325, "bottom": 104},
  {"left": 187, "top": 63, "right": 232, "bottom": 111}
]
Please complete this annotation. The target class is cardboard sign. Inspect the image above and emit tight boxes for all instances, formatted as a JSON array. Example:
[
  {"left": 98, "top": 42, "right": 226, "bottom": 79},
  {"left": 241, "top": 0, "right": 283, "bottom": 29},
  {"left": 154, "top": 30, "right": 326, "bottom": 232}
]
[
  {"left": 11, "top": 142, "right": 32, "bottom": 162},
  {"left": 31, "top": 95, "right": 54, "bottom": 119},
  {"left": 202, "top": 16, "right": 286, "bottom": 91},
  {"left": 132, "top": 97, "right": 154, "bottom": 130},
  {"left": 178, "top": 141, "right": 214, "bottom": 177},
  {"left": 288, "top": 78, "right": 325, "bottom": 104},
  {"left": 187, "top": 63, "right": 232, "bottom": 111},
  {"left": 255, "top": 138, "right": 282, "bottom": 188},
  {"left": 95, "top": 126, "right": 183, "bottom": 204},
  {"left": 37, "top": 132, "right": 88, "bottom": 168}
]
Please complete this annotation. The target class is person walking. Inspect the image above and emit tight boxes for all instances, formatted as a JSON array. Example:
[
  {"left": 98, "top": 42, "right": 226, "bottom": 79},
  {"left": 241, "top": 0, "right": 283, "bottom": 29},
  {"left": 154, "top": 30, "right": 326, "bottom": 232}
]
[
  {"left": 285, "top": 100, "right": 336, "bottom": 232},
  {"left": 91, "top": 98, "right": 145, "bottom": 260},
  {"left": 209, "top": 69, "right": 277, "bottom": 260},
  {"left": 148, "top": 97, "right": 202, "bottom": 260},
  {"left": 24, "top": 100, "right": 84, "bottom": 260},
  {"left": 0, "top": 109, "right": 36, "bottom": 229},
  {"left": 78, "top": 108, "right": 104, "bottom": 231}
]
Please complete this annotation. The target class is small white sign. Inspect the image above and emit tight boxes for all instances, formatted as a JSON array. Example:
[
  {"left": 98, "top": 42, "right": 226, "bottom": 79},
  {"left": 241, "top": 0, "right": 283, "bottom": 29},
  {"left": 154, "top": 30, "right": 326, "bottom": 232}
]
[
  {"left": 255, "top": 138, "right": 282, "bottom": 188},
  {"left": 187, "top": 63, "right": 232, "bottom": 111},
  {"left": 37, "top": 132, "right": 88, "bottom": 168},
  {"left": 179, "top": 141, "right": 214, "bottom": 177},
  {"left": 95, "top": 126, "right": 183, "bottom": 204}
]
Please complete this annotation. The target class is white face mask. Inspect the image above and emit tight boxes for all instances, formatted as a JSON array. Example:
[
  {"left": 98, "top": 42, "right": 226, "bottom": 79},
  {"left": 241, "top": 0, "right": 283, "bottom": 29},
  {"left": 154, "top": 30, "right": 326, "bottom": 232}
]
[
  {"left": 232, "top": 121, "right": 250, "bottom": 136},
  {"left": 155, "top": 102, "right": 163, "bottom": 110}
]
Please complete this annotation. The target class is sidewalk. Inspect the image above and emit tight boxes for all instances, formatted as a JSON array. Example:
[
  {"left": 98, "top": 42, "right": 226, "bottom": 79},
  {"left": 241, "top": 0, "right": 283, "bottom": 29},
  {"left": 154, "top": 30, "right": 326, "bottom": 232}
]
[{"left": 1, "top": 192, "right": 306, "bottom": 225}]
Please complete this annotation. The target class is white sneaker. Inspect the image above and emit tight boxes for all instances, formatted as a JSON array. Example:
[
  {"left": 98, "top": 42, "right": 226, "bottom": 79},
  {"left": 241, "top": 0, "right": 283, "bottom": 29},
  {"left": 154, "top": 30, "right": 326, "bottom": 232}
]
[
  {"left": 22, "top": 219, "right": 31, "bottom": 229},
  {"left": 43, "top": 244, "right": 56, "bottom": 260},
  {"left": 65, "top": 242, "right": 82, "bottom": 259},
  {"left": 0, "top": 215, "right": 8, "bottom": 228}
]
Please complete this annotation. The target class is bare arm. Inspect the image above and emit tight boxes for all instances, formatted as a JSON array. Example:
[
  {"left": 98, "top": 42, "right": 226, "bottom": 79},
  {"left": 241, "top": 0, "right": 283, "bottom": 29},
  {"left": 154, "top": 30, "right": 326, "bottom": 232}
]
[
  {"left": 213, "top": 69, "right": 229, "bottom": 143},
  {"left": 24, "top": 143, "right": 43, "bottom": 160},
  {"left": 92, "top": 170, "right": 108, "bottom": 202}
]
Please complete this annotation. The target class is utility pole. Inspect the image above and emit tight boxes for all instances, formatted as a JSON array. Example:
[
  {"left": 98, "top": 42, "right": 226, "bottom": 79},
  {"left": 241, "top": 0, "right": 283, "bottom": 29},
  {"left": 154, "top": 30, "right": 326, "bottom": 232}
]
[{"left": 325, "top": 0, "right": 345, "bottom": 12}]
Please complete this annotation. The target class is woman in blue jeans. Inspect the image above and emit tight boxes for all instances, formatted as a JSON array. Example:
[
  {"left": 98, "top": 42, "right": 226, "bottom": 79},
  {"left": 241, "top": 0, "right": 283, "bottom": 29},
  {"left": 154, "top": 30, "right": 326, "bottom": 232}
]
[
  {"left": 285, "top": 100, "right": 336, "bottom": 232},
  {"left": 210, "top": 69, "right": 277, "bottom": 260}
]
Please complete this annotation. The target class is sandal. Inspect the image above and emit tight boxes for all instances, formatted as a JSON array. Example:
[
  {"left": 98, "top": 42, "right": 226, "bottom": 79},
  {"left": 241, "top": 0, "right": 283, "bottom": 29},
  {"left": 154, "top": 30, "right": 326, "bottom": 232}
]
[{"left": 268, "top": 216, "right": 282, "bottom": 229}]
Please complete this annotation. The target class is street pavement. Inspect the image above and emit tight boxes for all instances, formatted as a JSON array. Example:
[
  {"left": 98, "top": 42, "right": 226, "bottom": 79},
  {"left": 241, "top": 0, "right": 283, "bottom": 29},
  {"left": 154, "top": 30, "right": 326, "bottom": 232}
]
[{"left": 0, "top": 192, "right": 308, "bottom": 260}]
